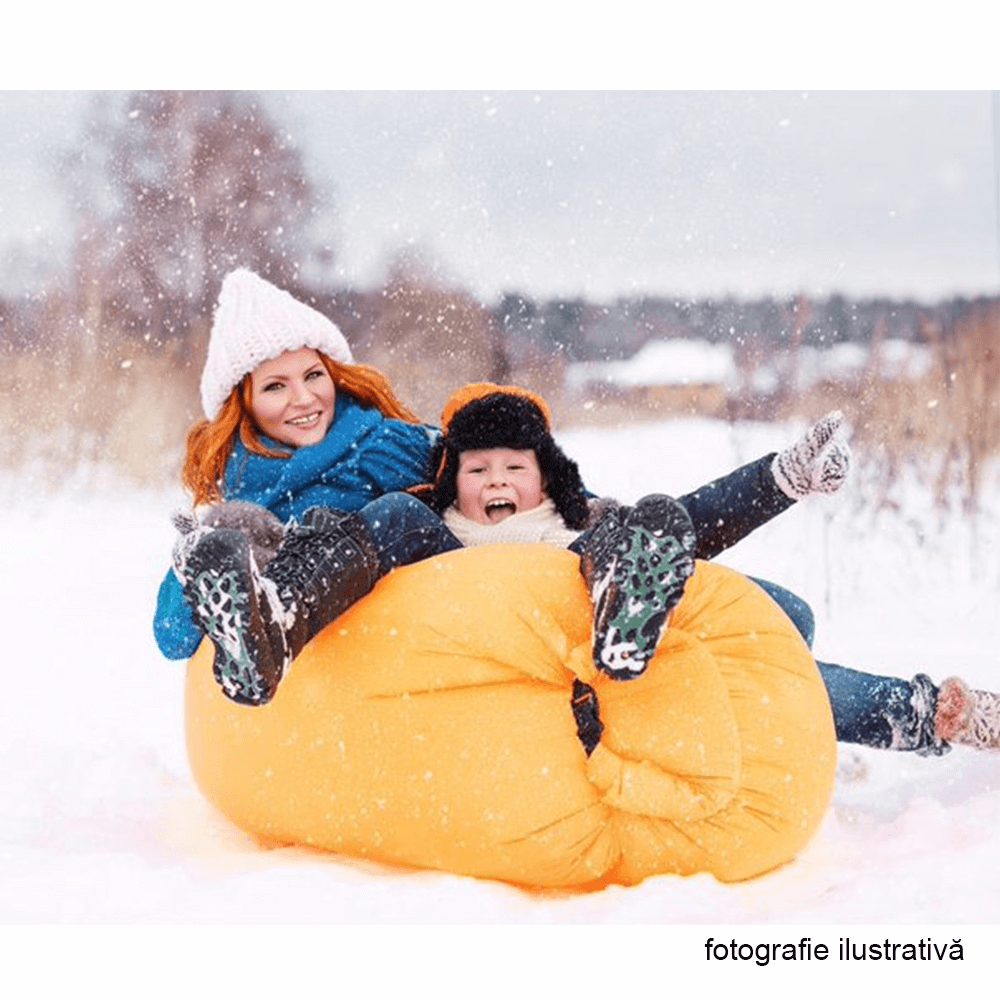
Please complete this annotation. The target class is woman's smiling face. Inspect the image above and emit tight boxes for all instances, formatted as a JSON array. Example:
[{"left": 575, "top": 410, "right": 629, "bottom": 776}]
[{"left": 249, "top": 348, "right": 336, "bottom": 447}]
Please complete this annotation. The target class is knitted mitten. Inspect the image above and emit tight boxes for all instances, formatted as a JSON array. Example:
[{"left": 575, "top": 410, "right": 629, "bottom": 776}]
[
  {"left": 171, "top": 509, "right": 209, "bottom": 586},
  {"left": 935, "top": 677, "right": 1000, "bottom": 751},
  {"left": 772, "top": 410, "right": 851, "bottom": 500}
]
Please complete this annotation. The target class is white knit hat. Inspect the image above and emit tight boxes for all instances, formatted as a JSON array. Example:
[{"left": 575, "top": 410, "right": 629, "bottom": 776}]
[{"left": 199, "top": 269, "right": 353, "bottom": 419}]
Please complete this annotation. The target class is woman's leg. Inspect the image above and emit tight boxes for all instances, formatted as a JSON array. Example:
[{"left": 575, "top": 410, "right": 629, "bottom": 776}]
[
  {"left": 182, "top": 494, "right": 461, "bottom": 706},
  {"left": 261, "top": 494, "right": 461, "bottom": 660}
]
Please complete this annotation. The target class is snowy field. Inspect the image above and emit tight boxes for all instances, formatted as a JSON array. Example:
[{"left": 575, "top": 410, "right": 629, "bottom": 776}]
[{"left": 3, "top": 416, "right": 999, "bottom": 991}]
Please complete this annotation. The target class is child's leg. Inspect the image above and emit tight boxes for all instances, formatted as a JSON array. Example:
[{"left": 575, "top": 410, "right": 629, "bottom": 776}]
[
  {"left": 578, "top": 495, "right": 697, "bottom": 680},
  {"left": 748, "top": 576, "right": 1000, "bottom": 754},
  {"left": 817, "top": 662, "right": 946, "bottom": 755},
  {"left": 747, "top": 577, "right": 815, "bottom": 648},
  {"left": 747, "top": 576, "right": 945, "bottom": 753}
]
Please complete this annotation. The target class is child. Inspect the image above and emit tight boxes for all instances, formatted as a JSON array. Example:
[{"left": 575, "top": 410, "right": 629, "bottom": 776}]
[{"left": 178, "top": 382, "right": 701, "bottom": 709}]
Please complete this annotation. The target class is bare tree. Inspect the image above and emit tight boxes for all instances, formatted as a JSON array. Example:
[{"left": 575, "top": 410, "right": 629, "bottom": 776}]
[
  {"left": 61, "top": 90, "right": 324, "bottom": 349},
  {"left": 363, "top": 251, "right": 504, "bottom": 420}
]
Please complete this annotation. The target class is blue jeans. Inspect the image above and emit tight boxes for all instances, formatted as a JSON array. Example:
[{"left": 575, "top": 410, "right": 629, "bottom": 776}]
[
  {"left": 355, "top": 492, "right": 463, "bottom": 575},
  {"left": 751, "top": 578, "right": 946, "bottom": 755}
]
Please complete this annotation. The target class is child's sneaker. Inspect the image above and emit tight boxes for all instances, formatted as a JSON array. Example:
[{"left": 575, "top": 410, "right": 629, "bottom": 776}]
[
  {"left": 583, "top": 494, "right": 696, "bottom": 680},
  {"left": 182, "top": 528, "right": 290, "bottom": 706}
]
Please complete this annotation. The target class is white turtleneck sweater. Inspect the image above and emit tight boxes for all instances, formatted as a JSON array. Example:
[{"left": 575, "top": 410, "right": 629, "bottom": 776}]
[{"left": 442, "top": 497, "right": 581, "bottom": 549}]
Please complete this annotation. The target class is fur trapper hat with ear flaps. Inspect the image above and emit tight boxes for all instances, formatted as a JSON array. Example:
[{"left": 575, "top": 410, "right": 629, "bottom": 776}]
[
  {"left": 424, "top": 383, "right": 591, "bottom": 530},
  {"left": 199, "top": 268, "right": 353, "bottom": 420}
]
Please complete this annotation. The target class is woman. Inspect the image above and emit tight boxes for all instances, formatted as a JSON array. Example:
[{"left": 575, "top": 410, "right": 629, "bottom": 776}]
[
  {"left": 156, "top": 268, "right": 1000, "bottom": 755},
  {"left": 153, "top": 269, "right": 437, "bottom": 661}
]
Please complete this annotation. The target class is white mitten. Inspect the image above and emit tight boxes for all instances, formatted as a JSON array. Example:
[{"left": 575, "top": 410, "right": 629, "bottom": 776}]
[{"left": 771, "top": 410, "right": 851, "bottom": 500}]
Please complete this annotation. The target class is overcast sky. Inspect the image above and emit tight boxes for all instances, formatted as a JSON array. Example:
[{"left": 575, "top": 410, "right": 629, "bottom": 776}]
[{"left": 1, "top": 90, "right": 998, "bottom": 304}]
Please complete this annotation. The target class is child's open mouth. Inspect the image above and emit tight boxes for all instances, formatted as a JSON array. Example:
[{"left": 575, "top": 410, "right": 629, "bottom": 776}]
[{"left": 485, "top": 499, "right": 517, "bottom": 523}]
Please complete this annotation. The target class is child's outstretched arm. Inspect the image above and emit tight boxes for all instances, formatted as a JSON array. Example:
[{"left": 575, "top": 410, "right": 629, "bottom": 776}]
[{"left": 678, "top": 411, "right": 851, "bottom": 560}]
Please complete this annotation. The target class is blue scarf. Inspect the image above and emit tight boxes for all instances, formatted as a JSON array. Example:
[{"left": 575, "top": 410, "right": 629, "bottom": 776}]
[{"left": 223, "top": 393, "right": 437, "bottom": 522}]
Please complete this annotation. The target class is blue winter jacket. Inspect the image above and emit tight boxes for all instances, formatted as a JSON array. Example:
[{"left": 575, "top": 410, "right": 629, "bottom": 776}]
[{"left": 153, "top": 393, "right": 437, "bottom": 659}]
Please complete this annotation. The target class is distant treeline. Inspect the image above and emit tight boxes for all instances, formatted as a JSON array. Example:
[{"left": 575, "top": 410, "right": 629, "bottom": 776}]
[
  {"left": 318, "top": 286, "right": 999, "bottom": 364},
  {"left": 2, "top": 281, "right": 994, "bottom": 359}
]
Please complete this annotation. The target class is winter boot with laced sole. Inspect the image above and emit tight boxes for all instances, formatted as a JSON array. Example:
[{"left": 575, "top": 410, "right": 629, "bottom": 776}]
[
  {"left": 935, "top": 677, "right": 1000, "bottom": 751},
  {"left": 581, "top": 494, "right": 697, "bottom": 680},
  {"left": 182, "top": 528, "right": 289, "bottom": 706}
]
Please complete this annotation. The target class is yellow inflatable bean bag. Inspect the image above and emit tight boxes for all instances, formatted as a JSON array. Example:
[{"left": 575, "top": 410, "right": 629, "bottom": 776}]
[{"left": 185, "top": 546, "right": 836, "bottom": 889}]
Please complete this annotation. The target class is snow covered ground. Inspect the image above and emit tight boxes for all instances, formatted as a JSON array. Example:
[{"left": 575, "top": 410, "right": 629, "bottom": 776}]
[{"left": 3, "top": 416, "right": 998, "bottom": 991}]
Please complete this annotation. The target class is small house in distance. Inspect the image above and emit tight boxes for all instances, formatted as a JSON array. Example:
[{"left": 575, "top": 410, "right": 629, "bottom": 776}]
[{"left": 566, "top": 338, "right": 737, "bottom": 419}]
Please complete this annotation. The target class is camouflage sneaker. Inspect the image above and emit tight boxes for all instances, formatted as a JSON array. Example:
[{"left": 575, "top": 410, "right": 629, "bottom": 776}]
[
  {"left": 182, "top": 528, "right": 290, "bottom": 706},
  {"left": 584, "top": 494, "right": 696, "bottom": 680}
]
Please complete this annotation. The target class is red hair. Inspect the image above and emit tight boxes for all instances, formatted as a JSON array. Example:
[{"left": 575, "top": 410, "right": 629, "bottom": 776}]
[{"left": 181, "top": 353, "right": 420, "bottom": 506}]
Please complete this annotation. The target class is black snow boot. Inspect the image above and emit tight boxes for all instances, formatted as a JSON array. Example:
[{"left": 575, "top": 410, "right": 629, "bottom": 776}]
[
  {"left": 266, "top": 507, "right": 383, "bottom": 663},
  {"left": 580, "top": 494, "right": 697, "bottom": 680},
  {"left": 182, "top": 508, "right": 382, "bottom": 706}
]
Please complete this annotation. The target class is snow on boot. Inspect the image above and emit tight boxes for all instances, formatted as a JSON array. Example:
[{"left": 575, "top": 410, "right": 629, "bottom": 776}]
[
  {"left": 171, "top": 509, "right": 211, "bottom": 587},
  {"left": 891, "top": 673, "right": 949, "bottom": 756},
  {"left": 263, "top": 507, "right": 383, "bottom": 663},
  {"left": 182, "top": 527, "right": 290, "bottom": 706},
  {"left": 935, "top": 677, "right": 1000, "bottom": 751},
  {"left": 581, "top": 494, "right": 697, "bottom": 680}
]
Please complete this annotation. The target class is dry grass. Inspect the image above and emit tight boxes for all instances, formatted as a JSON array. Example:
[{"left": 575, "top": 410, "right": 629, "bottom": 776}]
[
  {"left": 782, "top": 303, "right": 1000, "bottom": 512},
  {"left": 361, "top": 277, "right": 504, "bottom": 422},
  {"left": 0, "top": 317, "right": 203, "bottom": 489},
  {"left": 555, "top": 302, "right": 999, "bottom": 514},
  {"left": 3, "top": 290, "right": 996, "bottom": 519}
]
